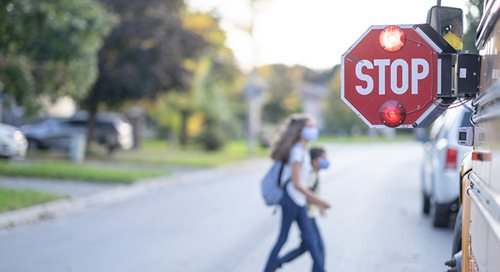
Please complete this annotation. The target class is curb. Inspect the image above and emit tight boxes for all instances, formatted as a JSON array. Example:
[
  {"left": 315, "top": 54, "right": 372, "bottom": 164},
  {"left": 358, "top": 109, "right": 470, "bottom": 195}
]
[
  {"left": 0, "top": 174, "right": 178, "bottom": 230},
  {"left": 0, "top": 158, "right": 267, "bottom": 230}
]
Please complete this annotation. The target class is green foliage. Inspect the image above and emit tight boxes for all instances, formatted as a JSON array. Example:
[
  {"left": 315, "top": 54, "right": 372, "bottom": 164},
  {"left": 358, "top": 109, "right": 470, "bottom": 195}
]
[
  {"left": 189, "top": 58, "right": 230, "bottom": 149},
  {"left": 257, "top": 63, "right": 363, "bottom": 133},
  {"left": 322, "top": 65, "right": 366, "bottom": 134},
  {"left": 192, "top": 58, "right": 231, "bottom": 124},
  {"left": 260, "top": 64, "right": 303, "bottom": 124},
  {"left": 0, "top": 0, "right": 114, "bottom": 61},
  {"left": 463, "top": 0, "right": 484, "bottom": 53},
  {"left": 0, "top": 187, "right": 61, "bottom": 213},
  {"left": 0, "top": 56, "right": 35, "bottom": 112},
  {"left": 0, "top": 0, "right": 116, "bottom": 114},
  {"left": 196, "top": 124, "right": 226, "bottom": 151},
  {"left": 144, "top": 10, "right": 243, "bottom": 147},
  {"left": 87, "top": 0, "right": 208, "bottom": 108},
  {"left": 145, "top": 92, "right": 185, "bottom": 141},
  {"left": 191, "top": 55, "right": 241, "bottom": 139},
  {"left": 184, "top": 11, "right": 243, "bottom": 144}
]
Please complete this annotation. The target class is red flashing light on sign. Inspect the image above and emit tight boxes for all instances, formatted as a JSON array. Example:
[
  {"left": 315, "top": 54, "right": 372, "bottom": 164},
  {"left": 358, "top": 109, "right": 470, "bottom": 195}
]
[
  {"left": 342, "top": 24, "right": 456, "bottom": 127},
  {"left": 379, "top": 26, "right": 405, "bottom": 52},
  {"left": 379, "top": 100, "right": 406, "bottom": 127}
]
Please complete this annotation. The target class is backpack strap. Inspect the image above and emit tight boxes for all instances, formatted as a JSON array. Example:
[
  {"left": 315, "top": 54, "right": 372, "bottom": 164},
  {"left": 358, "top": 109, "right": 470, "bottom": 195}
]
[
  {"left": 278, "top": 161, "right": 293, "bottom": 188},
  {"left": 310, "top": 172, "right": 319, "bottom": 192}
]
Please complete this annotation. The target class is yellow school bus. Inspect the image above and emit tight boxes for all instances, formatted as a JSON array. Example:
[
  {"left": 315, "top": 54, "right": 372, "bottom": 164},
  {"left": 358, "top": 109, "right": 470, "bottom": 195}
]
[
  {"left": 424, "top": 1, "right": 499, "bottom": 271},
  {"left": 458, "top": 0, "right": 500, "bottom": 271}
]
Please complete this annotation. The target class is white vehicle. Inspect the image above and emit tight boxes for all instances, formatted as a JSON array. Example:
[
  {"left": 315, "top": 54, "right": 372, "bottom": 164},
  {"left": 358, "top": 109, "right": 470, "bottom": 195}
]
[
  {"left": 421, "top": 103, "right": 473, "bottom": 227},
  {"left": 0, "top": 123, "right": 28, "bottom": 159}
]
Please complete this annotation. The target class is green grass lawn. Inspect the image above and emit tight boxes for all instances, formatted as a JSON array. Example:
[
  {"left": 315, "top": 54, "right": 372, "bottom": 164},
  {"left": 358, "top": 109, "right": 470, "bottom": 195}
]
[
  {"left": 21, "top": 135, "right": 415, "bottom": 174},
  {"left": 0, "top": 187, "right": 62, "bottom": 213},
  {"left": 0, "top": 161, "right": 166, "bottom": 184},
  {"left": 111, "top": 140, "right": 269, "bottom": 168},
  {"left": 108, "top": 136, "right": 415, "bottom": 167},
  {"left": 140, "top": 140, "right": 268, "bottom": 155}
]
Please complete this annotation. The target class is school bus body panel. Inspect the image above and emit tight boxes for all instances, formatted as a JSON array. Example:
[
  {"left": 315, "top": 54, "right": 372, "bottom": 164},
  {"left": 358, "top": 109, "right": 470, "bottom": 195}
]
[
  {"left": 460, "top": 153, "right": 472, "bottom": 272},
  {"left": 466, "top": 1, "right": 500, "bottom": 271}
]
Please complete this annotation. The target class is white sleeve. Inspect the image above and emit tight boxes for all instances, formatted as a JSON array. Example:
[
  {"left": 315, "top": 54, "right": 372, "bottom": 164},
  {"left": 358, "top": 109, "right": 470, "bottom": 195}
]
[{"left": 289, "top": 145, "right": 303, "bottom": 164}]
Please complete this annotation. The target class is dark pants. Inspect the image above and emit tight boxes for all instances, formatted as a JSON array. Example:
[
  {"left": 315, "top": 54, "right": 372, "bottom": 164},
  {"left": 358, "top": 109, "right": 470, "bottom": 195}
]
[
  {"left": 264, "top": 192, "right": 325, "bottom": 272},
  {"left": 277, "top": 218, "right": 325, "bottom": 269}
]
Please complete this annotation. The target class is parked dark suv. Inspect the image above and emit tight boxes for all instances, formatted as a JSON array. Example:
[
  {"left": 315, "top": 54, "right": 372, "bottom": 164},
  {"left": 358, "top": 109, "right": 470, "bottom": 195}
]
[{"left": 21, "top": 111, "right": 133, "bottom": 153}]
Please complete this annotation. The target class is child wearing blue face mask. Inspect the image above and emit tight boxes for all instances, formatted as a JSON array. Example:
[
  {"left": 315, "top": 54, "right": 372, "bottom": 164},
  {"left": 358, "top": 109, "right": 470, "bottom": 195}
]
[{"left": 274, "top": 147, "right": 329, "bottom": 270}]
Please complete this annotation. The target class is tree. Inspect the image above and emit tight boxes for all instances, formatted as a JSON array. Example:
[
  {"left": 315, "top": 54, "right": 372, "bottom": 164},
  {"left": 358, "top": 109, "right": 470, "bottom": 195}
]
[
  {"left": 463, "top": 0, "right": 484, "bottom": 53},
  {"left": 85, "top": 0, "right": 208, "bottom": 150},
  {"left": 0, "top": 0, "right": 116, "bottom": 115},
  {"left": 87, "top": 0, "right": 207, "bottom": 108},
  {"left": 182, "top": 11, "right": 242, "bottom": 148},
  {"left": 322, "top": 65, "right": 365, "bottom": 134},
  {"left": 144, "top": 10, "right": 242, "bottom": 149},
  {"left": 259, "top": 64, "right": 303, "bottom": 124}
]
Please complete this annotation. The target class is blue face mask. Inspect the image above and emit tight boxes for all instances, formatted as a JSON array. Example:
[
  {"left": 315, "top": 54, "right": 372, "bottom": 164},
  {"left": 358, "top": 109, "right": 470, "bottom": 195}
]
[
  {"left": 301, "top": 127, "right": 319, "bottom": 141},
  {"left": 318, "top": 158, "right": 330, "bottom": 170}
]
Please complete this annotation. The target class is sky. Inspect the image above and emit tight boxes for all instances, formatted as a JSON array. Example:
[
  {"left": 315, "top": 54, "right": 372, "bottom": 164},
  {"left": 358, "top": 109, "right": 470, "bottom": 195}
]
[{"left": 187, "top": 0, "right": 470, "bottom": 71}]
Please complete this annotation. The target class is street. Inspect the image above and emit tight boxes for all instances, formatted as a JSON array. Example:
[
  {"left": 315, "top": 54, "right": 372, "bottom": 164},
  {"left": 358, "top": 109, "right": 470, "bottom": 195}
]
[{"left": 0, "top": 142, "right": 452, "bottom": 272}]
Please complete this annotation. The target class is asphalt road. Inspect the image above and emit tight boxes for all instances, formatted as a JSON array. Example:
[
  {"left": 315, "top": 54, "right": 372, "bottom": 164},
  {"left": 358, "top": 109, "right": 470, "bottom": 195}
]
[{"left": 0, "top": 142, "right": 452, "bottom": 272}]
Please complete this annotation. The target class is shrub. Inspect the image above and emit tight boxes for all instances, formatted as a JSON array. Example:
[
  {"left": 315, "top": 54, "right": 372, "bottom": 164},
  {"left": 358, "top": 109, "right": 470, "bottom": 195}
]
[{"left": 197, "top": 125, "right": 226, "bottom": 151}]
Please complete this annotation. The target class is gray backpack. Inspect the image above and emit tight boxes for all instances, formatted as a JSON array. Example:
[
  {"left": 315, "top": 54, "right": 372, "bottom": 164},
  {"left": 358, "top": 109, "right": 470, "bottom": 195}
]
[{"left": 260, "top": 161, "right": 287, "bottom": 206}]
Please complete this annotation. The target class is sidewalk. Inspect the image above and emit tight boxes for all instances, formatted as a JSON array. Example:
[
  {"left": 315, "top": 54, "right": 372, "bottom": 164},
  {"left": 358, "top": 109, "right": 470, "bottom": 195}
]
[
  {"left": 0, "top": 172, "right": 181, "bottom": 229},
  {"left": 0, "top": 158, "right": 267, "bottom": 229}
]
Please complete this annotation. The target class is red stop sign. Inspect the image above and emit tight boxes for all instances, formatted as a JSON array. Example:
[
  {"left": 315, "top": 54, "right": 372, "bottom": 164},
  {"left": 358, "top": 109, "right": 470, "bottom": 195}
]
[{"left": 341, "top": 24, "right": 455, "bottom": 128}]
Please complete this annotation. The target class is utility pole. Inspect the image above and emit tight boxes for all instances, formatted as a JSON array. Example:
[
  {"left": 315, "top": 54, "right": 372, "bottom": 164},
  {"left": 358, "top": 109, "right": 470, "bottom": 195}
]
[
  {"left": 243, "top": 0, "right": 268, "bottom": 154},
  {"left": 0, "top": 82, "right": 4, "bottom": 123}
]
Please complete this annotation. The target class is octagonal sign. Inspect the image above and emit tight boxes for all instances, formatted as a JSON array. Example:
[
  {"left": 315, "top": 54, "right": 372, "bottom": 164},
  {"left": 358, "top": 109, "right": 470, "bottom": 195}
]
[{"left": 341, "top": 24, "right": 455, "bottom": 128}]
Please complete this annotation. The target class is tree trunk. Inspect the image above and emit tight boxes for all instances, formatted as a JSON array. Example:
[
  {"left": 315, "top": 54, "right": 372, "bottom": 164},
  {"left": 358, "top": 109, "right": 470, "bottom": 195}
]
[
  {"left": 127, "top": 106, "right": 143, "bottom": 150},
  {"left": 179, "top": 109, "right": 190, "bottom": 147}
]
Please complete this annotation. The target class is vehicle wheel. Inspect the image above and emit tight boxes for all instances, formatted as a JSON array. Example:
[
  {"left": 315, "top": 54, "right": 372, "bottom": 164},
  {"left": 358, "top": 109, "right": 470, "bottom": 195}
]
[
  {"left": 431, "top": 201, "right": 450, "bottom": 228},
  {"left": 28, "top": 139, "right": 38, "bottom": 150},
  {"left": 28, "top": 139, "right": 47, "bottom": 150},
  {"left": 422, "top": 192, "right": 431, "bottom": 215},
  {"left": 106, "top": 145, "right": 117, "bottom": 155},
  {"left": 27, "top": 139, "right": 39, "bottom": 150}
]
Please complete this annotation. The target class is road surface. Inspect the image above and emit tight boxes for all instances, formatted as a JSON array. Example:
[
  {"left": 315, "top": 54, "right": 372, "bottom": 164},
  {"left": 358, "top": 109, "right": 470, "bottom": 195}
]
[{"left": 0, "top": 142, "right": 453, "bottom": 271}]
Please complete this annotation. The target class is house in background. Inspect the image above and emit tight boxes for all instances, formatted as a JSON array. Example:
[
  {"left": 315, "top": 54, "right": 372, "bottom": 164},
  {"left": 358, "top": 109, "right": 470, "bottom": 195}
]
[
  {"left": 40, "top": 96, "right": 76, "bottom": 118},
  {"left": 1, "top": 95, "right": 76, "bottom": 126}
]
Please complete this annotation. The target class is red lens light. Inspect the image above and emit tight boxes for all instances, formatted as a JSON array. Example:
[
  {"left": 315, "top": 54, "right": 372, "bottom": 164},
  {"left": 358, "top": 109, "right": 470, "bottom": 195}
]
[
  {"left": 379, "top": 25, "right": 405, "bottom": 52},
  {"left": 379, "top": 100, "right": 406, "bottom": 127},
  {"left": 445, "top": 148, "right": 457, "bottom": 169},
  {"left": 472, "top": 151, "right": 492, "bottom": 161}
]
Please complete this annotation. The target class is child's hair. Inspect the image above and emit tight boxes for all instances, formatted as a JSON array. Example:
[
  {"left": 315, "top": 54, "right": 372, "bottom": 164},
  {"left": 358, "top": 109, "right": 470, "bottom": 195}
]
[
  {"left": 310, "top": 147, "right": 326, "bottom": 161},
  {"left": 270, "top": 113, "right": 312, "bottom": 162}
]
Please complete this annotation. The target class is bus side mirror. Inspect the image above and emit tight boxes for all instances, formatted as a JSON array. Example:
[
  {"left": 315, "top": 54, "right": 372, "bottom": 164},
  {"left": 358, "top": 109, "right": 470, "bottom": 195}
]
[{"left": 427, "top": 6, "right": 464, "bottom": 51}]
